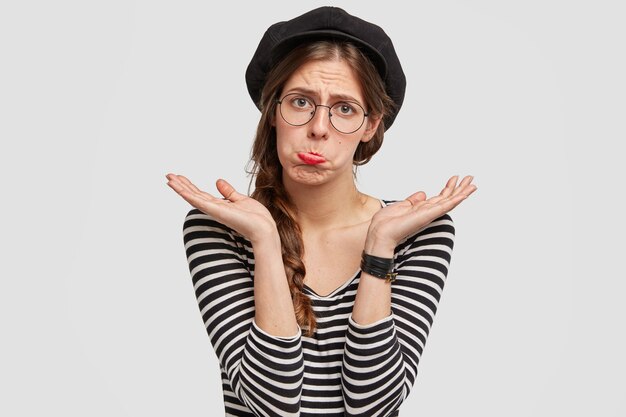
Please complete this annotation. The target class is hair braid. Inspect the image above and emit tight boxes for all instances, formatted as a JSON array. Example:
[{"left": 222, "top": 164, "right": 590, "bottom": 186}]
[{"left": 251, "top": 161, "right": 316, "bottom": 335}]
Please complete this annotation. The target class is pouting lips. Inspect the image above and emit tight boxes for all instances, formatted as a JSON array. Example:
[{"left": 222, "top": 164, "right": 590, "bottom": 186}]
[{"left": 297, "top": 152, "right": 326, "bottom": 165}]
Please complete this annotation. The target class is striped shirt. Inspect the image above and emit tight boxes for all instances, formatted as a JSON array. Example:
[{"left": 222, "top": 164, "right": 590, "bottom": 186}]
[{"left": 183, "top": 202, "right": 455, "bottom": 417}]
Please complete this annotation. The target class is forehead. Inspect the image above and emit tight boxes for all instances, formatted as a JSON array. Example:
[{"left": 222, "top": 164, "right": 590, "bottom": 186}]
[{"left": 281, "top": 59, "right": 364, "bottom": 102}]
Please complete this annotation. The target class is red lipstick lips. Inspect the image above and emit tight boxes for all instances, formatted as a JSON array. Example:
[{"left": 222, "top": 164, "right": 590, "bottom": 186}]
[{"left": 297, "top": 152, "right": 326, "bottom": 165}]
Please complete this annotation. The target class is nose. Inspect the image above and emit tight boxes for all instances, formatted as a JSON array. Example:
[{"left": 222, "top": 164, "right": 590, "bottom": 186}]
[{"left": 307, "top": 105, "right": 332, "bottom": 140}]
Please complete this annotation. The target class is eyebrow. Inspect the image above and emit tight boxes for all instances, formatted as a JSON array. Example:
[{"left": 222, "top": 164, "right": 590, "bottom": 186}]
[{"left": 283, "top": 87, "right": 363, "bottom": 104}]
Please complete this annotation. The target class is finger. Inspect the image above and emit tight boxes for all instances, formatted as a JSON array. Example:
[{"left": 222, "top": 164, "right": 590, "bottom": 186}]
[
  {"left": 437, "top": 183, "right": 478, "bottom": 211},
  {"left": 177, "top": 175, "right": 205, "bottom": 195},
  {"left": 173, "top": 175, "right": 220, "bottom": 201},
  {"left": 463, "top": 184, "right": 478, "bottom": 198},
  {"left": 176, "top": 175, "right": 213, "bottom": 198},
  {"left": 167, "top": 180, "right": 211, "bottom": 208},
  {"left": 168, "top": 178, "right": 233, "bottom": 214},
  {"left": 167, "top": 174, "right": 196, "bottom": 194},
  {"left": 167, "top": 181, "right": 214, "bottom": 214},
  {"left": 424, "top": 194, "right": 448, "bottom": 205},
  {"left": 451, "top": 175, "right": 474, "bottom": 197},
  {"left": 167, "top": 175, "right": 194, "bottom": 195},
  {"left": 439, "top": 175, "right": 459, "bottom": 198},
  {"left": 216, "top": 179, "right": 246, "bottom": 202},
  {"left": 416, "top": 181, "right": 477, "bottom": 213},
  {"left": 422, "top": 175, "right": 474, "bottom": 205},
  {"left": 443, "top": 190, "right": 473, "bottom": 211}
]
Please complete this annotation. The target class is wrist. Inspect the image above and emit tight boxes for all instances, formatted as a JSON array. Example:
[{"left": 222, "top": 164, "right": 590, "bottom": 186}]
[
  {"left": 364, "top": 229, "right": 396, "bottom": 258},
  {"left": 249, "top": 223, "right": 281, "bottom": 249},
  {"left": 360, "top": 251, "right": 397, "bottom": 283}
]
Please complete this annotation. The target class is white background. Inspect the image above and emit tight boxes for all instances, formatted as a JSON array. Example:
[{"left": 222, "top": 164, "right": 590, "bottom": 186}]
[{"left": 1, "top": 0, "right": 624, "bottom": 415}]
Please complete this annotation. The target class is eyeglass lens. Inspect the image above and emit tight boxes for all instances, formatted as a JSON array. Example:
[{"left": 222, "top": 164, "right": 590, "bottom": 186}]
[{"left": 278, "top": 93, "right": 366, "bottom": 134}]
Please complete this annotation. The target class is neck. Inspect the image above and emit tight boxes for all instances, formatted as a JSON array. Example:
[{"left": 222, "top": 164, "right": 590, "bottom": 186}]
[{"left": 283, "top": 172, "right": 369, "bottom": 233}]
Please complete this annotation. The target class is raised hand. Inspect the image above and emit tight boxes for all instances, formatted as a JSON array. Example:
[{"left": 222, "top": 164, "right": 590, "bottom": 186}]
[
  {"left": 365, "top": 175, "right": 477, "bottom": 256},
  {"left": 166, "top": 173, "right": 277, "bottom": 244}
]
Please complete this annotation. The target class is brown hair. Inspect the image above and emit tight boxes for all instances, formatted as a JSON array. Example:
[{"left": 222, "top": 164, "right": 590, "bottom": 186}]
[{"left": 248, "top": 41, "right": 395, "bottom": 335}]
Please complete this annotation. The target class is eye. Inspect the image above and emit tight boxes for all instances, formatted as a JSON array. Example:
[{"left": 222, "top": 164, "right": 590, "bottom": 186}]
[
  {"left": 332, "top": 102, "right": 358, "bottom": 117},
  {"left": 340, "top": 103, "right": 354, "bottom": 114},
  {"left": 288, "top": 95, "right": 314, "bottom": 110}
]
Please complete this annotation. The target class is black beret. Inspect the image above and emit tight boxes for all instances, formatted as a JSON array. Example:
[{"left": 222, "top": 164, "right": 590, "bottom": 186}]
[{"left": 245, "top": 6, "right": 406, "bottom": 131}]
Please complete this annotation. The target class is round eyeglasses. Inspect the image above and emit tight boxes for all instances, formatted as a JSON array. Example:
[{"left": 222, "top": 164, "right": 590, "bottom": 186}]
[{"left": 276, "top": 93, "right": 369, "bottom": 134}]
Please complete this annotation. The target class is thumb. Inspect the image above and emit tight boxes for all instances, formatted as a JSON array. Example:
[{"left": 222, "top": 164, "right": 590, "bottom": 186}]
[
  {"left": 216, "top": 179, "right": 244, "bottom": 202},
  {"left": 406, "top": 191, "right": 427, "bottom": 206}
]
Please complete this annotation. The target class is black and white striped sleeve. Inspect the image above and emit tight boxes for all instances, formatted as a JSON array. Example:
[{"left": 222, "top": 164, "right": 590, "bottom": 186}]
[
  {"left": 341, "top": 214, "right": 455, "bottom": 416},
  {"left": 183, "top": 209, "right": 304, "bottom": 417}
]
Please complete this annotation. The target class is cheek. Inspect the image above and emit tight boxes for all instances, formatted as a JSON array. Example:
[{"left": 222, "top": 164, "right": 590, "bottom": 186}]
[{"left": 275, "top": 134, "right": 291, "bottom": 165}]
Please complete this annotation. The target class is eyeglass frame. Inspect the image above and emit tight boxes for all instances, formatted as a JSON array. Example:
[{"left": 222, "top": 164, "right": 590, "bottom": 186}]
[{"left": 275, "top": 93, "right": 369, "bottom": 134}]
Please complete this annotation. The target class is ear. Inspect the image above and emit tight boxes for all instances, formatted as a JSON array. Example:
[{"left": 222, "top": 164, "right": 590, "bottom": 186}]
[{"left": 360, "top": 115, "right": 381, "bottom": 143}]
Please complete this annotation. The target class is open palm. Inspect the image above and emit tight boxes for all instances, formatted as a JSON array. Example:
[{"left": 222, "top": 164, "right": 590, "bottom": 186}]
[
  {"left": 367, "top": 175, "right": 477, "bottom": 250},
  {"left": 166, "top": 173, "right": 276, "bottom": 243}
]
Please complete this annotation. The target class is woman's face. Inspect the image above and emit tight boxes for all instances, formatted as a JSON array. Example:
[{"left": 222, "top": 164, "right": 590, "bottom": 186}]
[{"left": 274, "top": 58, "right": 380, "bottom": 188}]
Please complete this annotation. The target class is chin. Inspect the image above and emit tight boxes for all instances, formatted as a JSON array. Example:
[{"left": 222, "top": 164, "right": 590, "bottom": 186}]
[{"left": 287, "top": 167, "right": 330, "bottom": 186}]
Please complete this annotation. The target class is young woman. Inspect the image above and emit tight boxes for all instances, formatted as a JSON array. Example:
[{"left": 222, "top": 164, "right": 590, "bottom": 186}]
[{"left": 167, "top": 6, "right": 476, "bottom": 417}]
